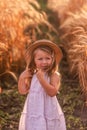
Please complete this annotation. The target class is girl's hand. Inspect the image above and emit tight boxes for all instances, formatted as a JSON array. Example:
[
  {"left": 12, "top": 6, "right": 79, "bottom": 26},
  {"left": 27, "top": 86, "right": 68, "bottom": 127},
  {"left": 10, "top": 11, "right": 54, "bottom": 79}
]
[
  {"left": 18, "top": 69, "right": 33, "bottom": 95},
  {"left": 36, "top": 69, "right": 45, "bottom": 81}
]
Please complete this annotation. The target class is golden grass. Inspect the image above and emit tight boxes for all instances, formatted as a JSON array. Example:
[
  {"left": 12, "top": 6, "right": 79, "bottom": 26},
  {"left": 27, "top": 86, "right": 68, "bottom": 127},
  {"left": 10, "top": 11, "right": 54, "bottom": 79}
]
[
  {"left": 0, "top": 0, "right": 55, "bottom": 74},
  {"left": 48, "top": 0, "right": 87, "bottom": 101}
]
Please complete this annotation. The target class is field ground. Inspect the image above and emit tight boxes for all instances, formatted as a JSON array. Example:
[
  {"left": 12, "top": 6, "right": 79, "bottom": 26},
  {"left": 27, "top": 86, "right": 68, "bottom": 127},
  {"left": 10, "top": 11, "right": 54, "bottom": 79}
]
[{"left": 0, "top": 80, "right": 87, "bottom": 130}]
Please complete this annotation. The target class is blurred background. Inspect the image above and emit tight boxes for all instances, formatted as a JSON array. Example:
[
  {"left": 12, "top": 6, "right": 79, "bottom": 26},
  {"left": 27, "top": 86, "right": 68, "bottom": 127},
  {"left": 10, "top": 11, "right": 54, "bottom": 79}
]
[{"left": 0, "top": 0, "right": 87, "bottom": 129}]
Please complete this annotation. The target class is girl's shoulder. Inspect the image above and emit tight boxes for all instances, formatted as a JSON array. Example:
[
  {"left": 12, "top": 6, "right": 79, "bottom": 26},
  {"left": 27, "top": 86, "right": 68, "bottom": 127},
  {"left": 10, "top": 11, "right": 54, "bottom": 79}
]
[
  {"left": 50, "top": 71, "right": 61, "bottom": 80},
  {"left": 55, "top": 71, "right": 60, "bottom": 76},
  {"left": 52, "top": 71, "right": 60, "bottom": 76}
]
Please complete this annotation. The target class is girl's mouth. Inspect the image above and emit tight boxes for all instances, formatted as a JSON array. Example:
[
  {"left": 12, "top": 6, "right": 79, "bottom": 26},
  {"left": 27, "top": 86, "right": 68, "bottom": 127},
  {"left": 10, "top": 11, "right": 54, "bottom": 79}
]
[{"left": 42, "top": 66, "right": 49, "bottom": 71}]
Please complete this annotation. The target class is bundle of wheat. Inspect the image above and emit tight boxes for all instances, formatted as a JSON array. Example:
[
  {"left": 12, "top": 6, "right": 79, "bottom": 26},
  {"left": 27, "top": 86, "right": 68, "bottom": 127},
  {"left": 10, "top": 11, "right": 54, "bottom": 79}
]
[
  {"left": 0, "top": 0, "right": 55, "bottom": 74},
  {"left": 47, "top": 0, "right": 87, "bottom": 102}
]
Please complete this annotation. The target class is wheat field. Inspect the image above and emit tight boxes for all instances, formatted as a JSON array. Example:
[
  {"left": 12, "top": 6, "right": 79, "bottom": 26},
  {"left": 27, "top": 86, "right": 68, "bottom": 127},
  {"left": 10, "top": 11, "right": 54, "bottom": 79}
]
[{"left": 48, "top": 0, "right": 87, "bottom": 103}]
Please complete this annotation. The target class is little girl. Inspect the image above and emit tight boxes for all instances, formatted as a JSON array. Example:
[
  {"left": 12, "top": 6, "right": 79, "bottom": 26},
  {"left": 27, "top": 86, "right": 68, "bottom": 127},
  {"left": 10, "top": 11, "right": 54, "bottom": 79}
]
[{"left": 18, "top": 39, "right": 66, "bottom": 130}]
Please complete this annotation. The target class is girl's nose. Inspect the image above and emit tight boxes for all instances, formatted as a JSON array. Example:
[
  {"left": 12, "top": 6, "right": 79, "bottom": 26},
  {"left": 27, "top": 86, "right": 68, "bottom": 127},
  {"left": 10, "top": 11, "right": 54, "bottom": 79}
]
[{"left": 42, "top": 59, "right": 47, "bottom": 63}]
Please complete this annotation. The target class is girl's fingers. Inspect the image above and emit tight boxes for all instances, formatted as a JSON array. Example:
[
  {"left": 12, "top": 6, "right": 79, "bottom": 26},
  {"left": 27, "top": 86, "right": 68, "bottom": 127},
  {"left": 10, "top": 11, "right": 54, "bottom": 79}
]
[{"left": 36, "top": 68, "right": 39, "bottom": 72}]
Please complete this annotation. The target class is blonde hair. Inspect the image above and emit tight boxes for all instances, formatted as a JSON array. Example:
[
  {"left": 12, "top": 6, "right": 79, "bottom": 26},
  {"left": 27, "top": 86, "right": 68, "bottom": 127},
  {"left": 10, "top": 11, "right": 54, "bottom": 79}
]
[{"left": 28, "top": 45, "right": 58, "bottom": 75}]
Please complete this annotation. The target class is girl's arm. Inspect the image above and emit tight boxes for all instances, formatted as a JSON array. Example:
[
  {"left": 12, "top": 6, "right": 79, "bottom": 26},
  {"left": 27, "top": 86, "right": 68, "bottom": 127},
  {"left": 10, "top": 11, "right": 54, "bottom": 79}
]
[
  {"left": 36, "top": 70, "right": 61, "bottom": 97},
  {"left": 18, "top": 69, "right": 32, "bottom": 95}
]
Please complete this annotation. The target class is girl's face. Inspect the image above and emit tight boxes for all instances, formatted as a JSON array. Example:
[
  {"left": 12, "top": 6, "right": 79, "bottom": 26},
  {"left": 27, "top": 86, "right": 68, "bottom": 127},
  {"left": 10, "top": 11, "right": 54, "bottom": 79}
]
[{"left": 34, "top": 49, "right": 53, "bottom": 72}]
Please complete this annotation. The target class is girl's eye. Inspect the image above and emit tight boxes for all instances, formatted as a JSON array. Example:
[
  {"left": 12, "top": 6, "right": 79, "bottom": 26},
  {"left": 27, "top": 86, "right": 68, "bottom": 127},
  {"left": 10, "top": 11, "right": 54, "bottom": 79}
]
[
  {"left": 38, "top": 58, "right": 51, "bottom": 60},
  {"left": 37, "top": 57, "right": 51, "bottom": 61},
  {"left": 38, "top": 58, "right": 42, "bottom": 60},
  {"left": 46, "top": 57, "right": 51, "bottom": 60}
]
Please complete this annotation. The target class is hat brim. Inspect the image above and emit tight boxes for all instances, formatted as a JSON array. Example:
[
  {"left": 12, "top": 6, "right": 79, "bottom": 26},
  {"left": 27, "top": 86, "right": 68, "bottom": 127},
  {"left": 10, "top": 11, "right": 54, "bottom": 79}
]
[{"left": 25, "top": 39, "right": 63, "bottom": 68}]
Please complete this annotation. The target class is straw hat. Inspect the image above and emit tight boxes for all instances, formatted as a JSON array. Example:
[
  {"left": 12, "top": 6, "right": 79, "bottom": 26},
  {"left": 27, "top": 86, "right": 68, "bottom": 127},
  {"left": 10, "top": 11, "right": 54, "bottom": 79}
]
[{"left": 25, "top": 39, "right": 63, "bottom": 68}]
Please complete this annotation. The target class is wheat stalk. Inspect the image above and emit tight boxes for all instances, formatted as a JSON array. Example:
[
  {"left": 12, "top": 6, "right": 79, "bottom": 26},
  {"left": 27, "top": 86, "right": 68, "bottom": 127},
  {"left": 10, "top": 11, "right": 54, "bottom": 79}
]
[
  {"left": 0, "top": 0, "right": 56, "bottom": 73},
  {"left": 47, "top": 0, "right": 87, "bottom": 102}
]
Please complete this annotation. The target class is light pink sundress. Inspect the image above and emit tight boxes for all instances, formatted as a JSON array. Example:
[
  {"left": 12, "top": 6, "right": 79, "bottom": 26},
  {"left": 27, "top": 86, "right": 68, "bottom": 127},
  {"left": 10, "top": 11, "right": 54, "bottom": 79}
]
[{"left": 19, "top": 74, "right": 66, "bottom": 130}]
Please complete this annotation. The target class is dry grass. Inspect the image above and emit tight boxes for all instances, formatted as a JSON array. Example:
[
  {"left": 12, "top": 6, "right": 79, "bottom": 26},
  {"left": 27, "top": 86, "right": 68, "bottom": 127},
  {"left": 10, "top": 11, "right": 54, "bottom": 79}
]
[
  {"left": 0, "top": 0, "right": 56, "bottom": 74},
  {"left": 47, "top": 0, "right": 87, "bottom": 101},
  {"left": 0, "top": 0, "right": 57, "bottom": 90}
]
